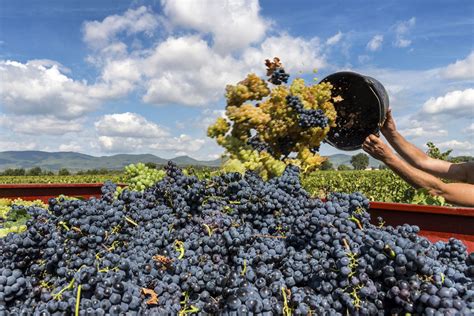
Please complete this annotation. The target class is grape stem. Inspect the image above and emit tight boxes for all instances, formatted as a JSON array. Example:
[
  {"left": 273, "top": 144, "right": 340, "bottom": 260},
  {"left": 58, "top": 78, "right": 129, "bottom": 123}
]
[
  {"left": 281, "top": 287, "right": 292, "bottom": 316},
  {"left": 253, "top": 234, "right": 287, "bottom": 239},
  {"left": 124, "top": 216, "right": 138, "bottom": 226},
  {"left": 75, "top": 284, "right": 82, "bottom": 316},
  {"left": 52, "top": 278, "right": 75, "bottom": 301},
  {"left": 241, "top": 259, "right": 247, "bottom": 276}
]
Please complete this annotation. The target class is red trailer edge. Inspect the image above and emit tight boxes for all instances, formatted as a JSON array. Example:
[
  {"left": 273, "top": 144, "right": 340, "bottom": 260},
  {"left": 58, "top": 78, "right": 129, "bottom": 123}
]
[{"left": 1, "top": 184, "right": 473, "bottom": 252}]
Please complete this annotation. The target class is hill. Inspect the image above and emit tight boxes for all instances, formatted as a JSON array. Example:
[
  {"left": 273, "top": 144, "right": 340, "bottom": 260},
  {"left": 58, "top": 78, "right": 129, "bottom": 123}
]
[
  {"left": 0, "top": 151, "right": 221, "bottom": 172},
  {"left": 0, "top": 151, "right": 381, "bottom": 172}
]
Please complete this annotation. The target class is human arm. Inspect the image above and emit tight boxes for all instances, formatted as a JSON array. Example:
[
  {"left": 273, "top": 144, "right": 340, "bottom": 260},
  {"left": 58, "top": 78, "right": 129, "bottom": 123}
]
[
  {"left": 362, "top": 135, "right": 474, "bottom": 207},
  {"left": 381, "top": 110, "right": 471, "bottom": 183}
]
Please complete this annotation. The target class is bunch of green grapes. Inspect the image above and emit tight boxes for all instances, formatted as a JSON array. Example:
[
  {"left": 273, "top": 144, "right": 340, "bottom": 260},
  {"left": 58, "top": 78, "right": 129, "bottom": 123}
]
[
  {"left": 208, "top": 58, "right": 338, "bottom": 179},
  {"left": 0, "top": 198, "right": 46, "bottom": 237},
  {"left": 116, "top": 163, "right": 166, "bottom": 195}
]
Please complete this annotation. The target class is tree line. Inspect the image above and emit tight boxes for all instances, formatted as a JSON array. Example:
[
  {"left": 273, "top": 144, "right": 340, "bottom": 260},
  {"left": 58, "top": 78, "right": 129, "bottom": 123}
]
[{"left": 0, "top": 162, "right": 219, "bottom": 176}]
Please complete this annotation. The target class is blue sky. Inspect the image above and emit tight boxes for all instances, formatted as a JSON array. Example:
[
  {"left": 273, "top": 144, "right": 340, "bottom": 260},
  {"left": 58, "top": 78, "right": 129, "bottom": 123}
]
[{"left": 0, "top": 0, "right": 473, "bottom": 160}]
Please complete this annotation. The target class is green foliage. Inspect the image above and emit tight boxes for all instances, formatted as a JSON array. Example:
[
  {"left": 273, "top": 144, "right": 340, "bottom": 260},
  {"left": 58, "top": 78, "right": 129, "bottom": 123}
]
[
  {"left": 58, "top": 168, "right": 71, "bottom": 176},
  {"left": 303, "top": 170, "right": 450, "bottom": 206},
  {"left": 0, "top": 168, "right": 26, "bottom": 176},
  {"left": 0, "top": 175, "right": 124, "bottom": 184},
  {"left": 303, "top": 170, "right": 413, "bottom": 202},
  {"left": 26, "top": 167, "right": 43, "bottom": 176},
  {"left": 76, "top": 168, "right": 118, "bottom": 175},
  {"left": 144, "top": 162, "right": 158, "bottom": 169},
  {"left": 449, "top": 156, "right": 474, "bottom": 163},
  {"left": 337, "top": 164, "right": 351, "bottom": 171},
  {"left": 350, "top": 153, "right": 369, "bottom": 170},
  {"left": 319, "top": 159, "right": 334, "bottom": 171},
  {"left": 411, "top": 189, "right": 446, "bottom": 206},
  {"left": 426, "top": 141, "right": 452, "bottom": 161}
]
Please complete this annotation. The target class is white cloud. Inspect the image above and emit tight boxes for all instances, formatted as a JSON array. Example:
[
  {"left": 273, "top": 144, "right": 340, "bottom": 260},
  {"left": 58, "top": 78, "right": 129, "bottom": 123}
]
[
  {"left": 358, "top": 55, "right": 371, "bottom": 64},
  {"left": 326, "top": 31, "right": 342, "bottom": 46},
  {"left": 149, "top": 134, "right": 206, "bottom": 152},
  {"left": 436, "top": 140, "right": 474, "bottom": 153},
  {"left": 0, "top": 60, "right": 104, "bottom": 119},
  {"left": 422, "top": 88, "right": 474, "bottom": 116},
  {"left": 94, "top": 112, "right": 207, "bottom": 156},
  {"left": 140, "top": 33, "right": 325, "bottom": 106},
  {"left": 0, "top": 58, "right": 133, "bottom": 119},
  {"left": 393, "top": 17, "right": 415, "bottom": 48},
  {"left": 95, "top": 112, "right": 168, "bottom": 138},
  {"left": 367, "top": 35, "right": 383, "bottom": 51},
  {"left": 464, "top": 123, "right": 474, "bottom": 134},
  {"left": 82, "top": 6, "right": 159, "bottom": 50},
  {"left": 399, "top": 126, "right": 448, "bottom": 138},
  {"left": 243, "top": 34, "right": 325, "bottom": 73},
  {"left": 79, "top": 4, "right": 326, "bottom": 108},
  {"left": 59, "top": 143, "right": 83, "bottom": 152},
  {"left": 0, "top": 138, "right": 38, "bottom": 151},
  {"left": 0, "top": 114, "right": 83, "bottom": 135},
  {"left": 97, "top": 134, "right": 206, "bottom": 155},
  {"left": 141, "top": 35, "right": 244, "bottom": 106},
  {"left": 396, "top": 115, "right": 449, "bottom": 140},
  {"left": 439, "top": 51, "right": 474, "bottom": 80},
  {"left": 161, "top": 0, "right": 270, "bottom": 53}
]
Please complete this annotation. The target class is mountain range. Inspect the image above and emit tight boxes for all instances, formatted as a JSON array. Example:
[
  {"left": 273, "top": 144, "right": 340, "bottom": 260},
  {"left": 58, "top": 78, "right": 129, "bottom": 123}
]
[{"left": 0, "top": 151, "right": 381, "bottom": 172}]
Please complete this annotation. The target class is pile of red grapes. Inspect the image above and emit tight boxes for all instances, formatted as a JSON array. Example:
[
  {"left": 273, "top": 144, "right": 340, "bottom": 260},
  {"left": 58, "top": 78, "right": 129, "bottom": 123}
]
[{"left": 0, "top": 162, "right": 472, "bottom": 315}]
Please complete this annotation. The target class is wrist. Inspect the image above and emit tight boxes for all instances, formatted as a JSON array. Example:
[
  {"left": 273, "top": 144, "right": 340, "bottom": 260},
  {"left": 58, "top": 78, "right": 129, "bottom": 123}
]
[
  {"left": 383, "top": 152, "right": 398, "bottom": 165},
  {"left": 382, "top": 129, "right": 398, "bottom": 140}
]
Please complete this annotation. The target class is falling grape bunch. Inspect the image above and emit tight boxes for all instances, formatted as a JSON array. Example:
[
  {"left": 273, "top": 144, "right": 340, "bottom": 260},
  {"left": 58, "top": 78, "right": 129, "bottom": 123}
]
[{"left": 208, "top": 57, "right": 339, "bottom": 179}]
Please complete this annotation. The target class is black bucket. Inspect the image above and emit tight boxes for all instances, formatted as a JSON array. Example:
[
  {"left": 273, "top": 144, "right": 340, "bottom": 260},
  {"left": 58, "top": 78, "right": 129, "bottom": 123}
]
[{"left": 320, "top": 71, "right": 389, "bottom": 151}]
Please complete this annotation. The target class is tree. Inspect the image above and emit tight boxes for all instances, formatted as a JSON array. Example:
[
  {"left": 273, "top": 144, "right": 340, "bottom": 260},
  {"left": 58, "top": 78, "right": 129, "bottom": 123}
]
[
  {"left": 145, "top": 162, "right": 157, "bottom": 169},
  {"left": 450, "top": 156, "right": 474, "bottom": 163},
  {"left": 26, "top": 167, "right": 42, "bottom": 176},
  {"left": 378, "top": 164, "right": 388, "bottom": 170},
  {"left": 1, "top": 168, "right": 26, "bottom": 176},
  {"left": 320, "top": 159, "right": 334, "bottom": 171},
  {"left": 351, "top": 153, "right": 369, "bottom": 170},
  {"left": 15, "top": 168, "right": 26, "bottom": 176},
  {"left": 426, "top": 141, "right": 451, "bottom": 161},
  {"left": 337, "top": 164, "right": 351, "bottom": 171},
  {"left": 58, "top": 168, "right": 70, "bottom": 176}
]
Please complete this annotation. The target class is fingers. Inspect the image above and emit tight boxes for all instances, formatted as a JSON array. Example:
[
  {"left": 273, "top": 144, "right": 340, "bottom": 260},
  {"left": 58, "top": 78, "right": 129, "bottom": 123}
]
[
  {"left": 368, "top": 134, "right": 379, "bottom": 142},
  {"left": 364, "top": 135, "right": 379, "bottom": 146}
]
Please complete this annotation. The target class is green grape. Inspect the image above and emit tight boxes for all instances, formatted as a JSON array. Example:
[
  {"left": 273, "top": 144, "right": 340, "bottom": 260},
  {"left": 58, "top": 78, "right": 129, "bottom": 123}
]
[
  {"left": 208, "top": 58, "right": 338, "bottom": 179},
  {"left": 121, "top": 163, "right": 166, "bottom": 192},
  {"left": 0, "top": 198, "right": 44, "bottom": 238},
  {"left": 0, "top": 225, "right": 26, "bottom": 238}
]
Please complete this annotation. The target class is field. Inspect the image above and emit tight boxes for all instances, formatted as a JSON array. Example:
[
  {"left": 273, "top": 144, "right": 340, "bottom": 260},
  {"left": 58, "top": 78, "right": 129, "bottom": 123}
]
[
  {"left": 0, "top": 174, "right": 125, "bottom": 184},
  {"left": 0, "top": 170, "right": 419, "bottom": 204}
]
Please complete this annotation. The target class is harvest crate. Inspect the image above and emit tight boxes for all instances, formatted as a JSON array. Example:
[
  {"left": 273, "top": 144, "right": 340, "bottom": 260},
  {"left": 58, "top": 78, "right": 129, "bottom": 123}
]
[{"left": 1, "top": 184, "right": 473, "bottom": 252}]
